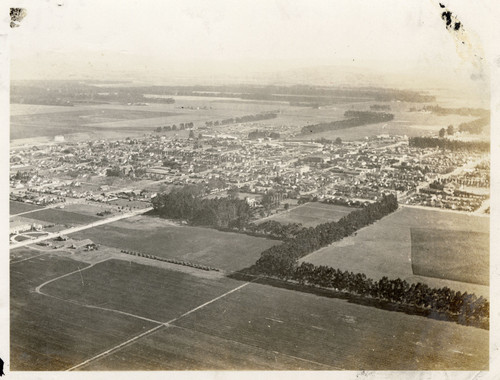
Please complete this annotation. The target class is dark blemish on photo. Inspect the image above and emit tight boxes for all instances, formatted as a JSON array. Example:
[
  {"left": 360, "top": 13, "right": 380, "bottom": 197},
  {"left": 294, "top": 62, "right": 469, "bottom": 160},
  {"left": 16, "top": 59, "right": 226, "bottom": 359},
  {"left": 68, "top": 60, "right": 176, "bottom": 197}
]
[
  {"left": 10, "top": 8, "right": 27, "bottom": 28},
  {"left": 441, "top": 11, "right": 452, "bottom": 27},
  {"left": 0, "top": 357, "right": 4, "bottom": 376},
  {"left": 440, "top": 7, "right": 462, "bottom": 32},
  {"left": 439, "top": 3, "right": 445, "bottom": 8}
]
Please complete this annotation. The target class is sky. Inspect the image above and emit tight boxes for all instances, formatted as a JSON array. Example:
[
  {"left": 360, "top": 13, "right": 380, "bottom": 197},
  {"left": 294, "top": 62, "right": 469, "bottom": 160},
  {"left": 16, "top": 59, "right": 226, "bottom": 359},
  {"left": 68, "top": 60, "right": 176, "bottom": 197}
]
[{"left": 6, "top": 0, "right": 495, "bottom": 93}]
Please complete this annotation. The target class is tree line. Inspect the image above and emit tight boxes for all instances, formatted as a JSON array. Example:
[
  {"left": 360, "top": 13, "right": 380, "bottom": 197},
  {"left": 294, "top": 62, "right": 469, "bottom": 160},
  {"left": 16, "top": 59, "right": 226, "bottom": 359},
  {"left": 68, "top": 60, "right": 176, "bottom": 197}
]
[
  {"left": 288, "top": 263, "right": 488, "bottom": 328},
  {"left": 254, "top": 194, "right": 398, "bottom": 276},
  {"left": 155, "top": 122, "right": 194, "bottom": 133},
  {"left": 205, "top": 112, "right": 277, "bottom": 127},
  {"left": 245, "top": 193, "right": 487, "bottom": 328},
  {"left": 409, "top": 137, "right": 489, "bottom": 152},
  {"left": 301, "top": 111, "right": 394, "bottom": 134},
  {"left": 458, "top": 116, "right": 490, "bottom": 134}
]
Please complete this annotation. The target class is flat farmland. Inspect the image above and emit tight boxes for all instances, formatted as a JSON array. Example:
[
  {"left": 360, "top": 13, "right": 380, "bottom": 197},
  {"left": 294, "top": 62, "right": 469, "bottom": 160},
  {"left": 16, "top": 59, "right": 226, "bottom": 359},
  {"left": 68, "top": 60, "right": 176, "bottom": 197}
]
[
  {"left": 259, "top": 202, "right": 353, "bottom": 227},
  {"left": 10, "top": 254, "right": 157, "bottom": 370},
  {"left": 301, "top": 206, "right": 489, "bottom": 297},
  {"left": 69, "top": 215, "right": 278, "bottom": 272},
  {"left": 10, "top": 201, "right": 42, "bottom": 215},
  {"left": 59, "top": 203, "right": 119, "bottom": 217},
  {"left": 41, "top": 259, "right": 241, "bottom": 323},
  {"left": 84, "top": 281, "right": 488, "bottom": 370},
  {"left": 78, "top": 325, "right": 326, "bottom": 370},
  {"left": 10, "top": 247, "right": 48, "bottom": 263},
  {"left": 294, "top": 108, "right": 478, "bottom": 141},
  {"left": 411, "top": 228, "right": 489, "bottom": 285},
  {"left": 20, "top": 208, "right": 100, "bottom": 226}
]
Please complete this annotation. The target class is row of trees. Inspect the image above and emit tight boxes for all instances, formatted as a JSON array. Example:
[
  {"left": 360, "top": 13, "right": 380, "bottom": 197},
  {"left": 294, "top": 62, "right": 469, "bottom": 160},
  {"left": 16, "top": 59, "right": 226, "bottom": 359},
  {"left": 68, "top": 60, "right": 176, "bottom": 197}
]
[
  {"left": 409, "top": 137, "right": 489, "bottom": 152},
  {"left": 205, "top": 112, "right": 277, "bottom": 127},
  {"left": 254, "top": 194, "right": 398, "bottom": 276},
  {"left": 288, "top": 263, "right": 488, "bottom": 328},
  {"left": 410, "top": 105, "right": 488, "bottom": 117},
  {"left": 155, "top": 122, "right": 195, "bottom": 133},
  {"left": 246, "top": 220, "right": 305, "bottom": 239},
  {"left": 301, "top": 111, "right": 394, "bottom": 134},
  {"left": 151, "top": 186, "right": 252, "bottom": 228}
]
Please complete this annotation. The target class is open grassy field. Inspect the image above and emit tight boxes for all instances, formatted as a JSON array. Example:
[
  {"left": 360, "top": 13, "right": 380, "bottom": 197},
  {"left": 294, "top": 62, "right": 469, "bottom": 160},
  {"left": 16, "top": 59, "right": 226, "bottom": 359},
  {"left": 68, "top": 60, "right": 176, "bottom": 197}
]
[
  {"left": 301, "top": 206, "right": 489, "bottom": 297},
  {"left": 19, "top": 208, "right": 100, "bottom": 226},
  {"left": 259, "top": 202, "right": 354, "bottom": 227},
  {"left": 10, "top": 107, "right": 181, "bottom": 139},
  {"left": 10, "top": 254, "right": 157, "bottom": 371},
  {"left": 410, "top": 228, "right": 489, "bottom": 286},
  {"left": 78, "top": 324, "right": 321, "bottom": 370},
  {"left": 82, "top": 281, "right": 488, "bottom": 370},
  {"left": 42, "top": 259, "right": 241, "bottom": 323},
  {"left": 294, "top": 108, "right": 478, "bottom": 141},
  {"left": 59, "top": 203, "right": 119, "bottom": 217},
  {"left": 69, "top": 215, "right": 278, "bottom": 272},
  {"left": 10, "top": 247, "right": 47, "bottom": 263},
  {"left": 10, "top": 201, "right": 42, "bottom": 215}
]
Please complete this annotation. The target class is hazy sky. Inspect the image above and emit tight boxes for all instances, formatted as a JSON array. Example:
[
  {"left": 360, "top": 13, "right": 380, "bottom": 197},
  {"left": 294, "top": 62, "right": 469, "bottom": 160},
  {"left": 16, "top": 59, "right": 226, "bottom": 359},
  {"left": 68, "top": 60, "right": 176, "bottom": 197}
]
[{"left": 7, "top": 0, "right": 494, "bottom": 91}]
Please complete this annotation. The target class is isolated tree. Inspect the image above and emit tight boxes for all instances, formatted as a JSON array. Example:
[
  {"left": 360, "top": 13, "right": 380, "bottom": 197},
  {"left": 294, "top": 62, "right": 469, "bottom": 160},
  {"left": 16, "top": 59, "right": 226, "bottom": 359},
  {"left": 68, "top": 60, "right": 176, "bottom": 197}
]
[
  {"left": 284, "top": 203, "right": 290, "bottom": 210},
  {"left": 189, "top": 130, "right": 195, "bottom": 139},
  {"left": 335, "top": 137, "right": 342, "bottom": 145},
  {"left": 447, "top": 125, "right": 454, "bottom": 135},
  {"left": 439, "top": 128, "right": 446, "bottom": 138}
]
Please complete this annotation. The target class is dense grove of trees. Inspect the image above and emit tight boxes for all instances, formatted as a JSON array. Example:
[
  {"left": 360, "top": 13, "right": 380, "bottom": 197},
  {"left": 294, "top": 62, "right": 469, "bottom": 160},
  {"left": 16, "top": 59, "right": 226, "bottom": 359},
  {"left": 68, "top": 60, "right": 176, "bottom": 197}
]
[
  {"left": 152, "top": 186, "right": 252, "bottom": 228},
  {"left": 288, "top": 263, "right": 488, "bottom": 328},
  {"left": 458, "top": 116, "right": 490, "bottom": 134},
  {"left": 370, "top": 104, "right": 391, "bottom": 111},
  {"left": 409, "top": 105, "right": 488, "bottom": 117},
  {"left": 301, "top": 111, "right": 394, "bottom": 134},
  {"left": 205, "top": 112, "right": 277, "bottom": 128},
  {"left": 248, "top": 129, "right": 280, "bottom": 140},
  {"left": 409, "top": 137, "right": 489, "bottom": 152},
  {"left": 247, "top": 220, "right": 305, "bottom": 239},
  {"left": 254, "top": 194, "right": 398, "bottom": 276}
]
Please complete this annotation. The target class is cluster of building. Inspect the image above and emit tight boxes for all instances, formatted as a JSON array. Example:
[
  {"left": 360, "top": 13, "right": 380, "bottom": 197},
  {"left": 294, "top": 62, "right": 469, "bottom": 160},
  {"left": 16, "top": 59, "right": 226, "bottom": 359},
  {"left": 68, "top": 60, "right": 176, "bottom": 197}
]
[{"left": 10, "top": 131, "right": 489, "bottom": 213}]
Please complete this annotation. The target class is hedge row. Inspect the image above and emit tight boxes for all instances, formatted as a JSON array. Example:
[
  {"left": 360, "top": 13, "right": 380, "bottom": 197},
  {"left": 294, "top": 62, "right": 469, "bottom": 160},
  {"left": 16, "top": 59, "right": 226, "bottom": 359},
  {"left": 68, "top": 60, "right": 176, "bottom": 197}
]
[{"left": 120, "top": 249, "right": 219, "bottom": 272}]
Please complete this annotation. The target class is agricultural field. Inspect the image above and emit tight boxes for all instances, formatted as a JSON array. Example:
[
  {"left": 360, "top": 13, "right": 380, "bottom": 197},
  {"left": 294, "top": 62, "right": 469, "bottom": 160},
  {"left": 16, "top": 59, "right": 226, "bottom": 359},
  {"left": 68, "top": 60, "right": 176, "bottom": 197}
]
[
  {"left": 41, "top": 259, "right": 241, "bottom": 323},
  {"left": 9, "top": 201, "right": 42, "bottom": 215},
  {"left": 69, "top": 215, "right": 278, "bottom": 272},
  {"left": 59, "top": 202, "right": 120, "bottom": 217},
  {"left": 10, "top": 247, "right": 48, "bottom": 263},
  {"left": 10, "top": 107, "right": 181, "bottom": 139},
  {"left": 293, "top": 105, "right": 479, "bottom": 141},
  {"left": 10, "top": 254, "right": 157, "bottom": 371},
  {"left": 81, "top": 281, "right": 488, "bottom": 370},
  {"left": 411, "top": 228, "right": 489, "bottom": 286},
  {"left": 79, "top": 325, "right": 318, "bottom": 370},
  {"left": 259, "top": 202, "right": 354, "bottom": 227},
  {"left": 301, "top": 206, "right": 489, "bottom": 297},
  {"left": 19, "top": 208, "right": 100, "bottom": 226}
]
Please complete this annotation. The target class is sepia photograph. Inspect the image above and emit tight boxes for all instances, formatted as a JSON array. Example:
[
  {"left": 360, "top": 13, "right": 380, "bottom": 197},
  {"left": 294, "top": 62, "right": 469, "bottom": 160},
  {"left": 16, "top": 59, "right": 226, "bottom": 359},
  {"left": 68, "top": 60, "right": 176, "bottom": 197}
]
[{"left": 2, "top": 0, "right": 499, "bottom": 376}]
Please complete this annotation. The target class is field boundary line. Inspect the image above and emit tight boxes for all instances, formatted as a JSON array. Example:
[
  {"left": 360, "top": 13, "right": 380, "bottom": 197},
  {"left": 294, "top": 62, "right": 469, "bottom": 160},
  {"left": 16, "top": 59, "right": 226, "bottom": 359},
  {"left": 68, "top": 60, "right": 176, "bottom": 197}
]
[
  {"left": 11, "top": 252, "right": 52, "bottom": 264},
  {"left": 68, "top": 280, "right": 255, "bottom": 371},
  {"left": 35, "top": 259, "right": 109, "bottom": 294},
  {"left": 40, "top": 291, "right": 164, "bottom": 325},
  {"left": 34, "top": 258, "right": 164, "bottom": 324},
  {"left": 66, "top": 324, "right": 166, "bottom": 371},
  {"left": 169, "top": 324, "right": 339, "bottom": 370},
  {"left": 163, "top": 281, "right": 252, "bottom": 325}
]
